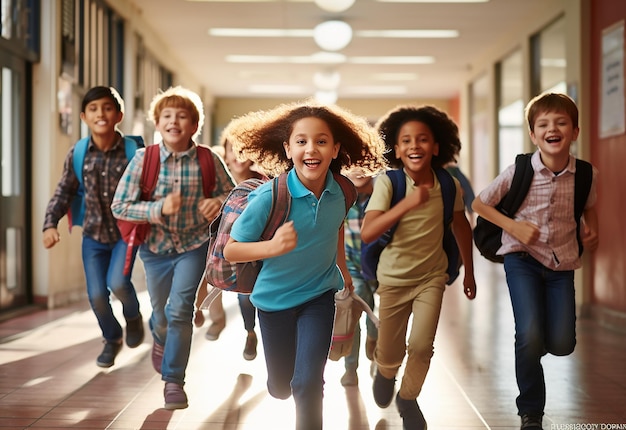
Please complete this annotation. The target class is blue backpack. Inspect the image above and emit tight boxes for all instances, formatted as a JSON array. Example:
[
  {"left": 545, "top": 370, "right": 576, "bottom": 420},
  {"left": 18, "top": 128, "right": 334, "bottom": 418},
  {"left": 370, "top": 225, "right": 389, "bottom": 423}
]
[
  {"left": 360, "top": 168, "right": 461, "bottom": 286},
  {"left": 69, "top": 135, "right": 144, "bottom": 230}
]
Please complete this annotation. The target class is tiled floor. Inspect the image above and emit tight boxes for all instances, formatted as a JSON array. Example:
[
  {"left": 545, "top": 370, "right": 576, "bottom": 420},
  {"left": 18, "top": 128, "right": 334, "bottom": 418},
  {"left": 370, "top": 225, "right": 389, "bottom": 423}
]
[{"left": 1, "top": 256, "right": 625, "bottom": 429}]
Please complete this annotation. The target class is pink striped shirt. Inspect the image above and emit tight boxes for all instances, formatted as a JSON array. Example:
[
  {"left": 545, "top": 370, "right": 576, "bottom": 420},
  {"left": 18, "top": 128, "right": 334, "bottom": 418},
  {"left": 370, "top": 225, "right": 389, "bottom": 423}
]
[{"left": 477, "top": 151, "right": 597, "bottom": 270}]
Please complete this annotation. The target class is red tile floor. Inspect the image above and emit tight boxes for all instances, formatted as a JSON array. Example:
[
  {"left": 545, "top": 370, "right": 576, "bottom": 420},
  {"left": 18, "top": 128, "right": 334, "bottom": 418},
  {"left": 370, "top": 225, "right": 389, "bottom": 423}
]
[{"left": 1, "top": 257, "right": 625, "bottom": 429}]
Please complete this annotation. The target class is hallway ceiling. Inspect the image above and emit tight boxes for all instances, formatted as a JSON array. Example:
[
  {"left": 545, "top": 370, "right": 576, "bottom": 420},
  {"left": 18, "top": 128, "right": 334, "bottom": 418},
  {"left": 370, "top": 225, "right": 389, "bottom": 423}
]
[{"left": 128, "top": 0, "right": 558, "bottom": 100}]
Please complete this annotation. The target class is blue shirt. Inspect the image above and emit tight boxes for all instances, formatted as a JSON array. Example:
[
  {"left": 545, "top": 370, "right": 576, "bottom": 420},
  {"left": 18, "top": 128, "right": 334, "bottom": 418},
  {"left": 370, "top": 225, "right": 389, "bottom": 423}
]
[{"left": 230, "top": 169, "right": 347, "bottom": 312}]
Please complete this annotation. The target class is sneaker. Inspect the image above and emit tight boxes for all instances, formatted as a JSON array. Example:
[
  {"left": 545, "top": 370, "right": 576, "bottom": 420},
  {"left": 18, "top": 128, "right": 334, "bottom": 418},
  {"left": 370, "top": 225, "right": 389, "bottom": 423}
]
[
  {"left": 164, "top": 382, "right": 188, "bottom": 410},
  {"left": 340, "top": 368, "right": 358, "bottom": 387},
  {"left": 96, "top": 340, "right": 122, "bottom": 368},
  {"left": 366, "top": 336, "right": 376, "bottom": 361},
  {"left": 372, "top": 370, "right": 396, "bottom": 408},
  {"left": 152, "top": 340, "right": 164, "bottom": 374},
  {"left": 125, "top": 314, "right": 144, "bottom": 348},
  {"left": 395, "top": 393, "right": 427, "bottom": 430},
  {"left": 243, "top": 331, "right": 258, "bottom": 361},
  {"left": 520, "top": 413, "right": 543, "bottom": 430},
  {"left": 205, "top": 318, "right": 226, "bottom": 341}
]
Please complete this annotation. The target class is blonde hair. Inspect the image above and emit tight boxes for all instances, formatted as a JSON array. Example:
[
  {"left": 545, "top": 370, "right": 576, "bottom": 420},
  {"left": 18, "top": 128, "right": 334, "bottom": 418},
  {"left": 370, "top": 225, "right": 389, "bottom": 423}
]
[{"left": 148, "top": 86, "right": 205, "bottom": 138}]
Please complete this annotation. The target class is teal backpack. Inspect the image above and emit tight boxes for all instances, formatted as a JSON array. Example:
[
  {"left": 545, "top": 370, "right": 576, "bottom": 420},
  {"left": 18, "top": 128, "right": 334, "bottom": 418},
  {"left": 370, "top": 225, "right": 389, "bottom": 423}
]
[{"left": 68, "top": 135, "right": 144, "bottom": 230}]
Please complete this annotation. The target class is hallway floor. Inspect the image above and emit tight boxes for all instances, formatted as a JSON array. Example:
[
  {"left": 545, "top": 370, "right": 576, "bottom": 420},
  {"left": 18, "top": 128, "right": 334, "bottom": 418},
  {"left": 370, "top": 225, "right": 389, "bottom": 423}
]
[{"left": 1, "top": 257, "right": 625, "bottom": 429}]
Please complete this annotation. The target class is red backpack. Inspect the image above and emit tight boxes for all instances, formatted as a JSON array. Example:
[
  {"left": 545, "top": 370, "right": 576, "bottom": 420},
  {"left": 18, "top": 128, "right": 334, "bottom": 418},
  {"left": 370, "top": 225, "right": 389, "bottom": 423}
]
[{"left": 118, "top": 144, "right": 215, "bottom": 275}]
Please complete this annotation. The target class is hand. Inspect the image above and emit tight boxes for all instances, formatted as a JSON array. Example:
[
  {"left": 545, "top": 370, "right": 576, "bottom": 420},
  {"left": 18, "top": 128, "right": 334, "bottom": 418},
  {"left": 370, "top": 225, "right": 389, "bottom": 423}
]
[
  {"left": 581, "top": 223, "right": 599, "bottom": 253},
  {"left": 43, "top": 228, "right": 60, "bottom": 249},
  {"left": 463, "top": 276, "right": 477, "bottom": 300},
  {"left": 198, "top": 197, "right": 222, "bottom": 221},
  {"left": 162, "top": 192, "right": 182, "bottom": 215},
  {"left": 511, "top": 220, "right": 540, "bottom": 246},
  {"left": 271, "top": 220, "right": 297, "bottom": 255}
]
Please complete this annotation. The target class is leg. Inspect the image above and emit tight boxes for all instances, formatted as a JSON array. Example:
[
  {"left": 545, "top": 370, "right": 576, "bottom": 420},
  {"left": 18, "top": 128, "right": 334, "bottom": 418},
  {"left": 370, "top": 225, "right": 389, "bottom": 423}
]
[
  {"left": 544, "top": 269, "right": 576, "bottom": 356},
  {"left": 107, "top": 239, "right": 143, "bottom": 347},
  {"left": 239, "top": 294, "right": 258, "bottom": 360},
  {"left": 504, "top": 253, "right": 548, "bottom": 418},
  {"left": 194, "top": 277, "right": 208, "bottom": 327},
  {"left": 291, "top": 290, "right": 335, "bottom": 430},
  {"left": 206, "top": 290, "right": 226, "bottom": 340},
  {"left": 82, "top": 237, "right": 123, "bottom": 342}
]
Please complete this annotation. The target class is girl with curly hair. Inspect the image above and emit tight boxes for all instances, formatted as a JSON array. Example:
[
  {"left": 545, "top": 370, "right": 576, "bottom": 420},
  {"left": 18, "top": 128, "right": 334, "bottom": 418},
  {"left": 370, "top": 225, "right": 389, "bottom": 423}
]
[
  {"left": 223, "top": 100, "right": 387, "bottom": 430},
  {"left": 361, "top": 105, "right": 477, "bottom": 430}
]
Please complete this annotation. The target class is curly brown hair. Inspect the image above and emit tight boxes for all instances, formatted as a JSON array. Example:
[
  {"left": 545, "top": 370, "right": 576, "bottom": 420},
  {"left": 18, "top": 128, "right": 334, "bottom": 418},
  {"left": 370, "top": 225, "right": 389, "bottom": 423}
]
[
  {"left": 375, "top": 105, "right": 461, "bottom": 170},
  {"left": 223, "top": 100, "right": 388, "bottom": 178}
]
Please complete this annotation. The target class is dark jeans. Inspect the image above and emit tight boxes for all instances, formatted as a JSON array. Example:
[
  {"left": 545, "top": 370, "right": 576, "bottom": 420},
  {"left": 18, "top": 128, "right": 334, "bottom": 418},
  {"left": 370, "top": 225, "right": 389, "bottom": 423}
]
[
  {"left": 504, "top": 252, "right": 576, "bottom": 416},
  {"left": 258, "top": 289, "right": 335, "bottom": 430},
  {"left": 238, "top": 293, "right": 256, "bottom": 332}
]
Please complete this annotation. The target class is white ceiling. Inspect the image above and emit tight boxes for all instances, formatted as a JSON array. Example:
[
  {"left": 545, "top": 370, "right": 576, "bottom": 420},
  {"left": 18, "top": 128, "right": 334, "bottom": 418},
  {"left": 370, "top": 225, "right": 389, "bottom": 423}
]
[{"left": 127, "top": 0, "right": 559, "bottom": 101}]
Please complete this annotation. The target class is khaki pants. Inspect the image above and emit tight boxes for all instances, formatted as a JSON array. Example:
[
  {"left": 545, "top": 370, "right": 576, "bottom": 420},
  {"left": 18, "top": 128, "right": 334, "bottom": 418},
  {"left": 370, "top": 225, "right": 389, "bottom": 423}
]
[{"left": 375, "top": 275, "right": 446, "bottom": 400}]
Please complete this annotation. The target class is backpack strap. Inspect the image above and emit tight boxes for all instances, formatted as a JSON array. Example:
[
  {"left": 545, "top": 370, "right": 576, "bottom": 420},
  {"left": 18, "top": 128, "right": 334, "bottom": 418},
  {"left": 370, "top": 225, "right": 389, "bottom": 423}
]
[
  {"left": 434, "top": 168, "right": 456, "bottom": 226},
  {"left": 196, "top": 145, "right": 217, "bottom": 198},
  {"left": 332, "top": 172, "right": 358, "bottom": 214},
  {"left": 140, "top": 144, "right": 161, "bottom": 200},
  {"left": 376, "top": 169, "right": 406, "bottom": 246},
  {"left": 497, "top": 153, "right": 534, "bottom": 217},
  {"left": 574, "top": 159, "right": 593, "bottom": 256},
  {"left": 261, "top": 173, "right": 292, "bottom": 241},
  {"left": 72, "top": 137, "right": 90, "bottom": 187}
]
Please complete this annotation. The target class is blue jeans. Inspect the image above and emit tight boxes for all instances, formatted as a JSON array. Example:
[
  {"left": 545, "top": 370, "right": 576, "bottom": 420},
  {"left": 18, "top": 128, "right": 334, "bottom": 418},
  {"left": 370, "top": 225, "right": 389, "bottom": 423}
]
[
  {"left": 238, "top": 293, "right": 256, "bottom": 332},
  {"left": 258, "top": 289, "right": 335, "bottom": 430},
  {"left": 344, "top": 276, "right": 378, "bottom": 370},
  {"left": 504, "top": 252, "right": 576, "bottom": 416},
  {"left": 140, "top": 241, "right": 208, "bottom": 386},
  {"left": 82, "top": 236, "right": 140, "bottom": 342}
]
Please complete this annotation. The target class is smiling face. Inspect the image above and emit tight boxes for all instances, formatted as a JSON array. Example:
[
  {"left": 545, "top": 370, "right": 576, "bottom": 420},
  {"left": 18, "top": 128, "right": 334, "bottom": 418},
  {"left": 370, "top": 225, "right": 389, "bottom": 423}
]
[
  {"left": 529, "top": 110, "right": 579, "bottom": 161},
  {"left": 283, "top": 116, "right": 340, "bottom": 196},
  {"left": 155, "top": 107, "right": 198, "bottom": 152},
  {"left": 80, "top": 97, "right": 123, "bottom": 138},
  {"left": 394, "top": 120, "right": 438, "bottom": 179}
]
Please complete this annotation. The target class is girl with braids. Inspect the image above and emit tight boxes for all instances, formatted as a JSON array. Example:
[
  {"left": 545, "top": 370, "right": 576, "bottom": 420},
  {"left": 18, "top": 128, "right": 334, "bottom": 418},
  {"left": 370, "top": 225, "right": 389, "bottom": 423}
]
[
  {"left": 361, "top": 105, "right": 477, "bottom": 430},
  {"left": 223, "top": 100, "right": 387, "bottom": 430}
]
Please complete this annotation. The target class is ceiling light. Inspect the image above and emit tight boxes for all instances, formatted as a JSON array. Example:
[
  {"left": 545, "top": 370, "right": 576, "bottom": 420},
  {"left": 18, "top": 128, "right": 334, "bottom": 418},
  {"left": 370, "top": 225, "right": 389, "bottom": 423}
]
[
  {"left": 209, "top": 28, "right": 312, "bottom": 37},
  {"left": 314, "top": 0, "right": 355, "bottom": 12},
  {"left": 349, "top": 56, "right": 435, "bottom": 64},
  {"left": 226, "top": 52, "right": 347, "bottom": 64},
  {"left": 315, "top": 90, "right": 338, "bottom": 105},
  {"left": 356, "top": 29, "right": 459, "bottom": 38},
  {"left": 313, "top": 70, "right": 341, "bottom": 91},
  {"left": 313, "top": 20, "right": 353, "bottom": 51}
]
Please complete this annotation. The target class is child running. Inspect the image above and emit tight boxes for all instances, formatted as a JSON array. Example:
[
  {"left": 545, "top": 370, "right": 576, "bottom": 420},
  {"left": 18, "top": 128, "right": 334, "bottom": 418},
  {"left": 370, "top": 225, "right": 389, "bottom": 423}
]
[
  {"left": 222, "top": 101, "right": 387, "bottom": 430},
  {"left": 472, "top": 92, "right": 598, "bottom": 430},
  {"left": 361, "top": 105, "right": 477, "bottom": 430},
  {"left": 111, "top": 86, "right": 235, "bottom": 410},
  {"left": 43, "top": 86, "right": 144, "bottom": 368}
]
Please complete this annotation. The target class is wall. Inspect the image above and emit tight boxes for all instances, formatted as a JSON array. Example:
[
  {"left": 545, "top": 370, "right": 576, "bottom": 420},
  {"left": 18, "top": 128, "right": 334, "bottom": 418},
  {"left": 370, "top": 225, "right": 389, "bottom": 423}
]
[{"left": 589, "top": 0, "right": 626, "bottom": 329}]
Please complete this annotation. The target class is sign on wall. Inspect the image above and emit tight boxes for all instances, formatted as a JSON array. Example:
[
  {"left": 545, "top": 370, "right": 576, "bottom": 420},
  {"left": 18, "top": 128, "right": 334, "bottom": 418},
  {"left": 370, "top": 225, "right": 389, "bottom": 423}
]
[{"left": 600, "top": 20, "right": 625, "bottom": 138}]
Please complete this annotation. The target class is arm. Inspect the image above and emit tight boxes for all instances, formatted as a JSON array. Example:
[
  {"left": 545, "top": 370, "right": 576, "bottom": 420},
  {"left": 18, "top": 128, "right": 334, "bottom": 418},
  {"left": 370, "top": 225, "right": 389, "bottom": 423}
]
[
  {"left": 451, "top": 210, "right": 476, "bottom": 300},
  {"left": 198, "top": 152, "right": 237, "bottom": 222},
  {"left": 223, "top": 220, "right": 297, "bottom": 263},
  {"left": 472, "top": 196, "right": 540, "bottom": 246},
  {"left": 361, "top": 185, "right": 430, "bottom": 243}
]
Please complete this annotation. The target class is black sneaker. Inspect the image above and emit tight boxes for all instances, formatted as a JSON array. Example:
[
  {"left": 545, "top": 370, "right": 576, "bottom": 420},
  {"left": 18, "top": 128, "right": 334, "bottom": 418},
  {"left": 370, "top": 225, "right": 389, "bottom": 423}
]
[
  {"left": 520, "top": 413, "right": 543, "bottom": 430},
  {"left": 96, "top": 340, "right": 122, "bottom": 368},
  {"left": 395, "top": 393, "right": 427, "bottom": 430},
  {"left": 125, "top": 313, "right": 144, "bottom": 348},
  {"left": 372, "top": 370, "right": 396, "bottom": 408}
]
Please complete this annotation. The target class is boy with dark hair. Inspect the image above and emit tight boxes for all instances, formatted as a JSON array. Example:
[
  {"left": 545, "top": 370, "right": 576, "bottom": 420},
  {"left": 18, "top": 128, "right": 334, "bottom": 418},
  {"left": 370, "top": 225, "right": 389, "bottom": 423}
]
[
  {"left": 473, "top": 92, "right": 599, "bottom": 430},
  {"left": 43, "top": 86, "right": 144, "bottom": 368}
]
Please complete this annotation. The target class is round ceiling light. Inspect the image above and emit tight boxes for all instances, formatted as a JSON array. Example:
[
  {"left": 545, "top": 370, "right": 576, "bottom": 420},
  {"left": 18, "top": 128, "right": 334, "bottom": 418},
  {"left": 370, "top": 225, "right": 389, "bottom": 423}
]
[
  {"left": 314, "top": 0, "right": 355, "bottom": 13},
  {"left": 313, "top": 70, "right": 341, "bottom": 91},
  {"left": 313, "top": 20, "right": 353, "bottom": 51}
]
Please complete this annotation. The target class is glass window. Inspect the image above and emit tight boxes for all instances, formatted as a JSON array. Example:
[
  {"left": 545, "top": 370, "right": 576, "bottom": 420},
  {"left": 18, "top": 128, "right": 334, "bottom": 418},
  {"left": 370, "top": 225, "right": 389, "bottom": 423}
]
[{"left": 497, "top": 49, "right": 525, "bottom": 172}]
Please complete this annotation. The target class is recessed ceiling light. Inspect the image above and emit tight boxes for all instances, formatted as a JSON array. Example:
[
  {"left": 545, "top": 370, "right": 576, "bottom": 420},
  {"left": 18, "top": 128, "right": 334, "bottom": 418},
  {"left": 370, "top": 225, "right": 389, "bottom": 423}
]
[{"left": 210, "top": 28, "right": 458, "bottom": 39}]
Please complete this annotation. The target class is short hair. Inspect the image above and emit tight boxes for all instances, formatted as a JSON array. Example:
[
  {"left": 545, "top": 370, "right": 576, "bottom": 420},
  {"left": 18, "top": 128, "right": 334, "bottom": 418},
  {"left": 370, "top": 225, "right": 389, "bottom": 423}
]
[
  {"left": 148, "top": 86, "right": 204, "bottom": 138},
  {"left": 81, "top": 86, "right": 124, "bottom": 114},
  {"left": 525, "top": 92, "right": 578, "bottom": 132}
]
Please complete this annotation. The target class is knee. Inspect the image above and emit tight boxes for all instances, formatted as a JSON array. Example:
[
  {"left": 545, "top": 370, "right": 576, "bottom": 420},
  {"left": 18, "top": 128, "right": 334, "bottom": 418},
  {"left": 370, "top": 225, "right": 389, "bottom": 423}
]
[
  {"left": 548, "top": 338, "right": 576, "bottom": 356},
  {"left": 267, "top": 382, "right": 292, "bottom": 400}
]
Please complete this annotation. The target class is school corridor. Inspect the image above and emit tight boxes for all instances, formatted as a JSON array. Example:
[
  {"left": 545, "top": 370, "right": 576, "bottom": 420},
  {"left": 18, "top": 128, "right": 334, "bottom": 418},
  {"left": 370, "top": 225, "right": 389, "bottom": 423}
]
[{"left": 1, "top": 255, "right": 625, "bottom": 430}]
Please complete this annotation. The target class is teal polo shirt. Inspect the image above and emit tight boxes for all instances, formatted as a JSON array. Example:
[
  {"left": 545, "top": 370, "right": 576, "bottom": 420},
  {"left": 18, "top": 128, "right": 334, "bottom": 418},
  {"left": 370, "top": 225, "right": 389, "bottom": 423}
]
[{"left": 230, "top": 169, "right": 347, "bottom": 312}]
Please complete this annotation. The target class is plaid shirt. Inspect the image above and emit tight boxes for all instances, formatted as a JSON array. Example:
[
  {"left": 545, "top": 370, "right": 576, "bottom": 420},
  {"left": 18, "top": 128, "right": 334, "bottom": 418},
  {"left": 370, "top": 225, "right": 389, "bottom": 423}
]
[
  {"left": 43, "top": 135, "right": 129, "bottom": 244},
  {"left": 344, "top": 192, "right": 370, "bottom": 278},
  {"left": 111, "top": 143, "right": 235, "bottom": 255}
]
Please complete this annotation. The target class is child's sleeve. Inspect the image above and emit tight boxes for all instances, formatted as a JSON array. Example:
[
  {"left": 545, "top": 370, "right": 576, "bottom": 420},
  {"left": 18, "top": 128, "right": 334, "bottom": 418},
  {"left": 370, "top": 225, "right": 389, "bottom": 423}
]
[
  {"left": 43, "top": 148, "right": 80, "bottom": 230},
  {"left": 364, "top": 174, "right": 393, "bottom": 213},
  {"left": 476, "top": 164, "right": 516, "bottom": 207},
  {"left": 230, "top": 185, "right": 272, "bottom": 243}
]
